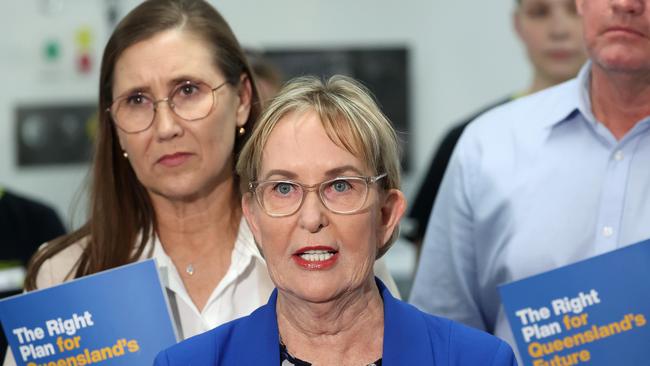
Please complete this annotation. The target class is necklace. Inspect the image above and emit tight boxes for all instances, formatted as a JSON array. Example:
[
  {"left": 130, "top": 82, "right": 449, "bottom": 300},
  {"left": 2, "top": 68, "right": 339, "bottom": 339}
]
[{"left": 185, "top": 264, "right": 195, "bottom": 276}]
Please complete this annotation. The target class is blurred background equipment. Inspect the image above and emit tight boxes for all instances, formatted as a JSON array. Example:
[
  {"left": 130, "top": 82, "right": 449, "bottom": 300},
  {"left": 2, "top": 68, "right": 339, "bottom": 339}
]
[{"left": 263, "top": 47, "right": 411, "bottom": 171}]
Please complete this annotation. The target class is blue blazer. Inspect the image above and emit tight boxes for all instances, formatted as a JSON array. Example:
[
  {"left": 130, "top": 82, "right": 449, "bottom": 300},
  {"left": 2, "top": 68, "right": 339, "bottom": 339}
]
[{"left": 155, "top": 279, "right": 516, "bottom": 365}]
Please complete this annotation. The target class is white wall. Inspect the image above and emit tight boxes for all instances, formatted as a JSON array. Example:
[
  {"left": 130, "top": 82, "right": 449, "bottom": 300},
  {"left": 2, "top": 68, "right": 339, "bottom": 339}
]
[
  {"left": 0, "top": 0, "right": 114, "bottom": 228},
  {"left": 0, "top": 0, "right": 529, "bottom": 229}
]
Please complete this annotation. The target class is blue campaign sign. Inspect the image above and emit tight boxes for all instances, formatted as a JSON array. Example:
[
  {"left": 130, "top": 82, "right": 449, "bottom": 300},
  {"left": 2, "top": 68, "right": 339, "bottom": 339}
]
[
  {"left": 0, "top": 259, "right": 177, "bottom": 365},
  {"left": 499, "top": 239, "right": 650, "bottom": 366}
]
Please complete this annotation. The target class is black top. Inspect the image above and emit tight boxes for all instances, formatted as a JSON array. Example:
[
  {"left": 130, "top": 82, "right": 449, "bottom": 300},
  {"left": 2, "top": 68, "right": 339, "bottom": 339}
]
[
  {"left": 280, "top": 343, "right": 382, "bottom": 366},
  {"left": 0, "top": 188, "right": 66, "bottom": 363},
  {"left": 0, "top": 188, "right": 65, "bottom": 265},
  {"left": 407, "top": 96, "right": 515, "bottom": 245}
]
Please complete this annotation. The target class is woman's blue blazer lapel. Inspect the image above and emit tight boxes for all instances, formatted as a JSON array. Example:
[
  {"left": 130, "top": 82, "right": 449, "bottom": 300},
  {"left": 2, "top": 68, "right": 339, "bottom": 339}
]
[
  {"left": 225, "top": 289, "right": 280, "bottom": 365},
  {"left": 380, "top": 278, "right": 436, "bottom": 365}
]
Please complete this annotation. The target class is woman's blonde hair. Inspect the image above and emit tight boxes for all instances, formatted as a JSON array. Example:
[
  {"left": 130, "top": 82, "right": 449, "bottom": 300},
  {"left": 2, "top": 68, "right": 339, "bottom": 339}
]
[{"left": 236, "top": 75, "right": 402, "bottom": 258}]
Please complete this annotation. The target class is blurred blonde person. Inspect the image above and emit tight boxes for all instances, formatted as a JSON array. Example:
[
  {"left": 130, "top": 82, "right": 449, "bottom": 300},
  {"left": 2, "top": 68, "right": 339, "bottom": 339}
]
[{"left": 408, "top": 0, "right": 587, "bottom": 245}]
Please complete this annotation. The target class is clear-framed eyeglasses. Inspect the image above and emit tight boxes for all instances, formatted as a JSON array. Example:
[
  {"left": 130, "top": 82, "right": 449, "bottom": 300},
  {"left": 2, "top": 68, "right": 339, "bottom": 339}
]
[
  {"left": 107, "top": 80, "right": 228, "bottom": 134},
  {"left": 249, "top": 173, "right": 388, "bottom": 217}
]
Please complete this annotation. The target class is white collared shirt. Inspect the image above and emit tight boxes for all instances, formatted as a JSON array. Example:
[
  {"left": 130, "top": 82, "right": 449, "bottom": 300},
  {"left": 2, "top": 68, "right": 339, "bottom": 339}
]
[{"left": 153, "top": 218, "right": 275, "bottom": 339}]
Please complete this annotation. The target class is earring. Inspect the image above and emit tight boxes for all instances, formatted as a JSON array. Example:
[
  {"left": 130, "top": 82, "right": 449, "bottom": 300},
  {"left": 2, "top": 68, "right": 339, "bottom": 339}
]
[
  {"left": 123, "top": 151, "right": 128, "bottom": 158},
  {"left": 238, "top": 127, "right": 246, "bottom": 136}
]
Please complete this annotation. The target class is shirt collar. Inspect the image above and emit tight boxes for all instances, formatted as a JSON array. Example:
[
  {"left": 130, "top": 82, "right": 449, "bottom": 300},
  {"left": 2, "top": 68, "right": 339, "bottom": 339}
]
[
  {"left": 540, "top": 61, "right": 594, "bottom": 129},
  {"left": 575, "top": 61, "right": 599, "bottom": 126},
  {"left": 148, "top": 216, "right": 265, "bottom": 290}
]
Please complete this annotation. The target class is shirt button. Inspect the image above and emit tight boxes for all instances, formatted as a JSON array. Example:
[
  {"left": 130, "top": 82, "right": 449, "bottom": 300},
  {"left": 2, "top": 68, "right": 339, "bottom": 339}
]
[
  {"left": 614, "top": 151, "right": 624, "bottom": 161},
  {"left": 602, "top": 226, "right": 614, "bottom": 237}
]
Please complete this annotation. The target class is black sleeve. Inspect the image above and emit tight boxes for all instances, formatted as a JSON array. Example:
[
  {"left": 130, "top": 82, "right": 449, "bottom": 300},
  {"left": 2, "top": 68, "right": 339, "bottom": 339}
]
[{"left": 0, "top": 191, "right": 66, "bottom": 265}]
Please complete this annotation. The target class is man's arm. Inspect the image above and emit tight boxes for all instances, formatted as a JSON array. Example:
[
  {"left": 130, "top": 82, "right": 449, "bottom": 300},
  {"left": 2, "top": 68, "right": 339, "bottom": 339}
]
[{"left": 409, "top": 129, "right": 486, "bottom": 331}]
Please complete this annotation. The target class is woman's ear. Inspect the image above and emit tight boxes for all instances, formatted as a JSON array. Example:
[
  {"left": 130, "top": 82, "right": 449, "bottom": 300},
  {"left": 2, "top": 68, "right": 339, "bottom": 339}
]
[
  {"left": 242, "top": 193, "right": 261, "bottom": 241},
  {"left": 575, "top": 0, "right": 585, "bottom": 16},
  {"left": 377, "top": 189, "right": 406, "bottom": 249},
  {"left": 236, "top": 73, "right": 253, "bottom": 127},
  {"left": 242, "top": 193, "right": 266, "bottom": 258}
]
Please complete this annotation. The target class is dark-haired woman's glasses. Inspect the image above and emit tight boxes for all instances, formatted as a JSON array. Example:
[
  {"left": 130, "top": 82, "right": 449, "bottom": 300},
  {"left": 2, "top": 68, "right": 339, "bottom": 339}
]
[
  {"left": 249, "top": 174, "right": 387, "bottom": 217},
  {"left": 107, "top": 80, "right": 227, "bottom": 134}
]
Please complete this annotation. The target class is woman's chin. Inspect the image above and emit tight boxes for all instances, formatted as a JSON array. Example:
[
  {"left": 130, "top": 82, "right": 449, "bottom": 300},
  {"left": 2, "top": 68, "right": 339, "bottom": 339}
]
[
  {"left": 147, "top": 180, "right": 219, "bottom": 203},
  {"left": 281, "top": 282, "right": 347, "bottom": 304}
]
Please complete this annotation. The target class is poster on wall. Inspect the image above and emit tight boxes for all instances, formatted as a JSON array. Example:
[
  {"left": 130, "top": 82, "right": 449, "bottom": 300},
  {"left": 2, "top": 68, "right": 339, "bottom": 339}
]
[
  {"left": 499, "top": 239, "right": 650, "bottom": 366},
  {"left": 261, "top": 47, "right": 411, "bottom": 171},
  {"left": 0, "top": 260, "right": 177, "bottom": 365},
  {"left": 15, "top": 104, "right": 97, "bottom": 166}
]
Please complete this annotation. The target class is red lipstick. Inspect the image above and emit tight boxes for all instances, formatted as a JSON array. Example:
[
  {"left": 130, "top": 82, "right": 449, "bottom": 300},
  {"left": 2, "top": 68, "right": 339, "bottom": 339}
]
[{"left": 292, "top": 246, "right": 339, "bottom": 270}]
